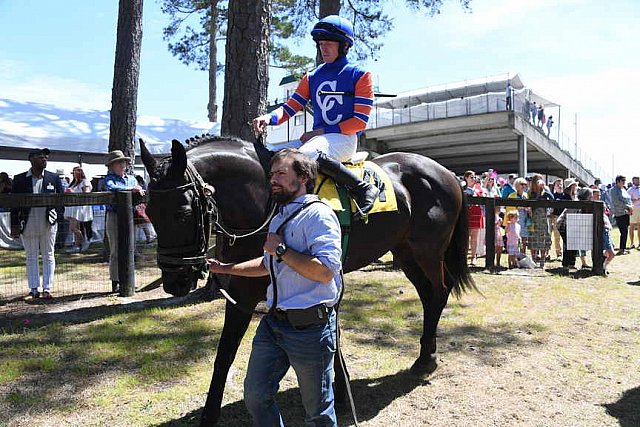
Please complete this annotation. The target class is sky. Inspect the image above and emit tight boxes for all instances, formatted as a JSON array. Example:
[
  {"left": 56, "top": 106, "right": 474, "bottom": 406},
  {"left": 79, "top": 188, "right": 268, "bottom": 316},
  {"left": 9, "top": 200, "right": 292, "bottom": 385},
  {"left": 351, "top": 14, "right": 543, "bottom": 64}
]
[{"left": 0, "top": 0, "right": 638, "bottom": 180}]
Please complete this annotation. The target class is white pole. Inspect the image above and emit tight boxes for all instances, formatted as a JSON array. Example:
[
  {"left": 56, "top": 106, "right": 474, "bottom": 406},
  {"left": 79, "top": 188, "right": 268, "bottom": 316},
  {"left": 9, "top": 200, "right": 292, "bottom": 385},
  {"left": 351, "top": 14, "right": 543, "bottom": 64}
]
[
  {"left": 612, "top": 153, "right": 615, "bottom": 179},
  {"left": 574, "top": 113, "right": 578, "bottom": 158}
]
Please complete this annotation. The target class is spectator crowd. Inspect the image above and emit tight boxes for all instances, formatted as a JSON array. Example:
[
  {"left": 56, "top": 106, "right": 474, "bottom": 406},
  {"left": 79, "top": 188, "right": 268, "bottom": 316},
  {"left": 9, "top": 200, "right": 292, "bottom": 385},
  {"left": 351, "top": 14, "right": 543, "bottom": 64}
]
[
  {"left": 462, "top": 169, "right": 638, "bottom": 275},
  {"left": 1, "top": 148, "right": 155, "bottom": 302},
  {"left": 2, "top": 147, "right": 638, "bottom": 300}
]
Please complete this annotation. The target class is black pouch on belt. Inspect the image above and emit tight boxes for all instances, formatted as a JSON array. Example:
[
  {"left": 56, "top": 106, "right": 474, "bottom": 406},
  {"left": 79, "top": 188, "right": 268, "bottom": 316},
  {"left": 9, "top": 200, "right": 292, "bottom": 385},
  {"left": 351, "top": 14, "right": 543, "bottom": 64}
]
[{"left": 286, "top": 304, "right": 330, "bottom": 328}]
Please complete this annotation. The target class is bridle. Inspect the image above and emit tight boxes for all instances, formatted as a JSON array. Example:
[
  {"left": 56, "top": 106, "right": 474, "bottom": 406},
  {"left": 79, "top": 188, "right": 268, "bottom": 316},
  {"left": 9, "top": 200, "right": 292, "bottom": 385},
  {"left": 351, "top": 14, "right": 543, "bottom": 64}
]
[{"left": 151, "top": 160, "right": 276, "bottom": 276}]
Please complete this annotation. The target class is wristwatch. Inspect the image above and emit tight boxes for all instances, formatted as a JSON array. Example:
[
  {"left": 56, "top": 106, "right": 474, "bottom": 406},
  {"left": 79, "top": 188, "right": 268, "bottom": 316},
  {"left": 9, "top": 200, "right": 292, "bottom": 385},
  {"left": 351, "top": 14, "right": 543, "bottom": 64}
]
[{"left": 275, "top": 242, "right": 288, "bottom": 258}]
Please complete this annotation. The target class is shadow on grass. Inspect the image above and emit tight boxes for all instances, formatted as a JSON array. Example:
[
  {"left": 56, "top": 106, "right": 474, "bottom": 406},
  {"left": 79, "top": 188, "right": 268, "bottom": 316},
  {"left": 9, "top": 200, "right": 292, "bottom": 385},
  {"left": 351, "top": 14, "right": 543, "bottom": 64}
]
[
  {"left": 0, "top": 287, "right": 212, "bottom": 331},
  {"left": 0, "top": 247, "right": 110, "bottom": 269},
  {"left": 342, "top": 303, "right": 544, "bottom": 371},
  {"left": 0, "top": 290, "right": 223, "bottom": 425},
  {"left": 602, "top": 385, "right": 640, "bottom": 427},
  {"left": 155, "top": 369, "right": 428, "bottom": 427},
  {"left": 545, "top": 266, "right": 601, "bottom": 279},
  {"left": 1, "top": 290, "right": 115, "bottom": 307}
]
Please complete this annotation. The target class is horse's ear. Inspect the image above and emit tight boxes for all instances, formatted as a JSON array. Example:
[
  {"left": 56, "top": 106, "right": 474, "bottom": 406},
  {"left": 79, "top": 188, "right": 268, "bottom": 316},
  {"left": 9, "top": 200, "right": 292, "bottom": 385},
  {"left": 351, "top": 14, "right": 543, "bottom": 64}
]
[
  {"left": 139, "top": 138, "right": 158, "bottom": 180},
  {"left": 168, "top": 139, "right": 187, "bottom": 178}
]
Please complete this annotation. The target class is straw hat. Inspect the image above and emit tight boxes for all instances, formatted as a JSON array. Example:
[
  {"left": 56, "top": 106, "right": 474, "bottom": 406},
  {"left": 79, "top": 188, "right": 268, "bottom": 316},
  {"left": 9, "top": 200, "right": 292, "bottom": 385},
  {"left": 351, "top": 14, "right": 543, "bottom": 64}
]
[
  {"left": 105, "top": 150, "right": 131, "bottom": 166},
  {"left": 563, "top": 178, "right": 578, "bottom": 188}
]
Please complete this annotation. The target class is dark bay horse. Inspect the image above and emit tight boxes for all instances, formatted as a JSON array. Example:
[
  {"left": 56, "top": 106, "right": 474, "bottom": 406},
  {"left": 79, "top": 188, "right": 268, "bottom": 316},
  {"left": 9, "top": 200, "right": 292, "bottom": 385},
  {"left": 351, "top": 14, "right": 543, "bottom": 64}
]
[{"left": 140, "top": 136, "right": 474, "bottom": 425}]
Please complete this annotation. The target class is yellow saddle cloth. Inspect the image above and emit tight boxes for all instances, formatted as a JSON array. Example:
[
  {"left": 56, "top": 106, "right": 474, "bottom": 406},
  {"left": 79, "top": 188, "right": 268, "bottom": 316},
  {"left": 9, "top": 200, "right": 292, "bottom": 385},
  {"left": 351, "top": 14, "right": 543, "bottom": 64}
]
[{"left": 314, "top": 160, "right": 398, "bottom": 214}]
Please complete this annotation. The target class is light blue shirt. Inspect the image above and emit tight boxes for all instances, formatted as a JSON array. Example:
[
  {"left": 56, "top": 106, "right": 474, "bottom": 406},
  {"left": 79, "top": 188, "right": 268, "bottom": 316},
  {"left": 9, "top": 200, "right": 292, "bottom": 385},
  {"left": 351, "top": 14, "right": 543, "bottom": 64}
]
[
  {"left": 104, "top": 173, "right": 139, "bottom": 212},
  {"left": 610, "top": 186, "right": 632, "bottom": 217},
  {"left": 263, "top": 194, "right": 342, "bottom": 310}
]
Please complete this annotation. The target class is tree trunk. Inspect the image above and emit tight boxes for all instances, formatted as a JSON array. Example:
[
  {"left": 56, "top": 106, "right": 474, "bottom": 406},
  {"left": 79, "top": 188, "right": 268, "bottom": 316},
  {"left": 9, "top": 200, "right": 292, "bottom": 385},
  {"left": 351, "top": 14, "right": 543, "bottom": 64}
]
[
  {"left": 221, "top": 0, "right": 271, "bottom": 141},
  {"left": 109, "top": 0, "right": 143, "bottom": 168},
  {"left": 207, "top": 0, "right": 218, "bottom": 122},
  {"left": 319, "top": 0, "right": 341, "bottom": 17},
  {"left": 316, "top": 0, "right": 341, "bottom": 64}
]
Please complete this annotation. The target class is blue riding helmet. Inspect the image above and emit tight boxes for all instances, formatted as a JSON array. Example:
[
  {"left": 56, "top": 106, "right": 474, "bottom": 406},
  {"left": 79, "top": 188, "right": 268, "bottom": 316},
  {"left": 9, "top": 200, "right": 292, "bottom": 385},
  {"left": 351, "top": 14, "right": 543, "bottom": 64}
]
[{"left": 311, "top": 15, "right": 354, "bottom": 47}]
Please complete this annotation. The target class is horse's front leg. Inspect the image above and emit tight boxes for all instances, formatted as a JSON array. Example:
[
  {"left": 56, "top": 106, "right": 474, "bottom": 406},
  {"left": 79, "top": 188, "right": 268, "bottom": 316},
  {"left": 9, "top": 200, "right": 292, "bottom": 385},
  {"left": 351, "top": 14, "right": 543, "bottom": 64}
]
[{"left": 200, "top": 300, "right": 255, "bottom": 426}]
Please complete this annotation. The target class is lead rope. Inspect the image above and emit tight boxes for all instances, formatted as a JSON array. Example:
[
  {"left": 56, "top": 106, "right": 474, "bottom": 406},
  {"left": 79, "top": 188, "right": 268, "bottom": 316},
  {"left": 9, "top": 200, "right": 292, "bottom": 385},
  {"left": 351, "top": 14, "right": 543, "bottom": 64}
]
[{"left": 336, "top": 269, "right": 359, "bottom": 427}]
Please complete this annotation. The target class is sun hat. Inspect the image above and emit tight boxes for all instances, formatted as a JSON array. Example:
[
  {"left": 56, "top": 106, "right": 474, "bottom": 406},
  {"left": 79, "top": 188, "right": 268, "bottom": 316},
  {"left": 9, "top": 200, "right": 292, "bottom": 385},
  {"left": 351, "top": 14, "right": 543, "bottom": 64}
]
[
  {"left": 563, "top": 178, "right": 578, "bottom": 188},
  {"left": 105, "top": 150, "right": 131, "bottom": 166}
]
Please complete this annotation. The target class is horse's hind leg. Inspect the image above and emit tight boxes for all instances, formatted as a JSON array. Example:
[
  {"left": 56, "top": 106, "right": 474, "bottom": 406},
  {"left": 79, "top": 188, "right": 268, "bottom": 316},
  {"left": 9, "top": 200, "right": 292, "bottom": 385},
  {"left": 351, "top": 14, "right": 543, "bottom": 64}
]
[{"left": 393, "top": 243, "right": 450, "bottom": 377}]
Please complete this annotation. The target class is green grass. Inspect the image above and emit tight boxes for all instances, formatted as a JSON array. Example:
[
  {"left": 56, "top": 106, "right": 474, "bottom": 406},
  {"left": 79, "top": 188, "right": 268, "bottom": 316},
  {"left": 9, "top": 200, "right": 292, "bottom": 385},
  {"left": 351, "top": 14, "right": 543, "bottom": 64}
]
[
  {"left": 0, "top": 243, "right": 161, "bottom": 302},
  {"left": 1, "top": 251, "right": 639, "bottom": 426}
]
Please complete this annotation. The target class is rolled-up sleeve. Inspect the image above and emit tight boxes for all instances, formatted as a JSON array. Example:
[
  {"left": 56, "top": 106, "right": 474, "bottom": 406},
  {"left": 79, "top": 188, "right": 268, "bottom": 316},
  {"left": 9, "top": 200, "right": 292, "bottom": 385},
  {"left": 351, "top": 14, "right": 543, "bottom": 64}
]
[
  {"left": 305, "top": 206, "right": 342, "bottom": 274},
  {"left": 105, "top": 175, "right": 137, "bottom": 191}
]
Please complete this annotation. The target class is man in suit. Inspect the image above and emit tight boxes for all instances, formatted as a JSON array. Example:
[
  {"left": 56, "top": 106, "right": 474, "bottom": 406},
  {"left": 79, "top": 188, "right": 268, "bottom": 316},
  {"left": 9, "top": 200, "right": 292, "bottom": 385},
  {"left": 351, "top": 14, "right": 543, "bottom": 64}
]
[{"left": 10, "top": 148, "right": 64, "bottom": 301}]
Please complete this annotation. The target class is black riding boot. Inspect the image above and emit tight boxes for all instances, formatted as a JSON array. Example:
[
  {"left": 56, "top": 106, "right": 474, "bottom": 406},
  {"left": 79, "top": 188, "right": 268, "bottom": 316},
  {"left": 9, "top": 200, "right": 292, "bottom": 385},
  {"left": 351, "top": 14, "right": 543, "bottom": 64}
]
[
  {"left": 254, "top": 136, "right": 274, "bottom": 176},
  {"left": 316, "top": 152, "right": 379, "bottom": 216}
]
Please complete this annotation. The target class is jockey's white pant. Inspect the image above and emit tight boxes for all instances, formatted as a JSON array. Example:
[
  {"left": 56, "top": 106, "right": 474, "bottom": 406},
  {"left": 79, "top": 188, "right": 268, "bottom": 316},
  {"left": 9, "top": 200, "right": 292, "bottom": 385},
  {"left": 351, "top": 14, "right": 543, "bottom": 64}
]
[{"left": 266, "top": 133, "right": 357, "bottom": 162}]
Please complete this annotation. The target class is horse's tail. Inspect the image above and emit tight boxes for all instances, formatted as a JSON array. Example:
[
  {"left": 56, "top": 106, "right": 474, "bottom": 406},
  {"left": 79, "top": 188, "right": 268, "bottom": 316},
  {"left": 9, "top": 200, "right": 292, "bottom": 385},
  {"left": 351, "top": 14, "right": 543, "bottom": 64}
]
[{"left": 445, "top": 191, "right": 476, "bottom": 298}]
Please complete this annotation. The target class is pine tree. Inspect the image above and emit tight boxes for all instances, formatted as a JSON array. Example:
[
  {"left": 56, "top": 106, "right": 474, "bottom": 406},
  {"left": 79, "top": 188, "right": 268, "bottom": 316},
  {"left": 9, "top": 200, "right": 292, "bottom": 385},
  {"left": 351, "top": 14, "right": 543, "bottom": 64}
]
[
  {"left": 109, "top": 0, "right": 144, "bottom": 168},
  {"left": 220, "top": 0, "right": 271, "bottom": 139}
]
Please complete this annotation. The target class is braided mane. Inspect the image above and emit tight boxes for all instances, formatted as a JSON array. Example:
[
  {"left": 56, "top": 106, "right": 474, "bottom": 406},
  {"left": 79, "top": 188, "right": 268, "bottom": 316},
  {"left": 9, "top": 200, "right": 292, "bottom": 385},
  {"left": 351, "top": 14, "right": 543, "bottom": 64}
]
[{"left": 184, "top": 134, "right": 247, "bottom": 151}]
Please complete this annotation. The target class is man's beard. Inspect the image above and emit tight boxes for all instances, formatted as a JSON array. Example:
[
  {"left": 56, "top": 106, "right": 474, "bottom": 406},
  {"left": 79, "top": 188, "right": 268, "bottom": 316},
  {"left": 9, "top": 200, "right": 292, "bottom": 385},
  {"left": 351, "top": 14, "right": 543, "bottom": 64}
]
[{"left": 272, "top": 183, "right": 301, "bottom": 205}]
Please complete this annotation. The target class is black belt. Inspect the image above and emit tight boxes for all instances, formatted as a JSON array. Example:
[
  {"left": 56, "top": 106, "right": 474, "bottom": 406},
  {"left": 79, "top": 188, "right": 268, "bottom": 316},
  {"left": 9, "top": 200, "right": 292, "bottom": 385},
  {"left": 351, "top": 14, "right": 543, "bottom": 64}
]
[
  {"left": 271, "top": 304, "right": 333, "bottom": 328},
  {"left": 272, "top": 309, "right": 288, "bottom": 322}
]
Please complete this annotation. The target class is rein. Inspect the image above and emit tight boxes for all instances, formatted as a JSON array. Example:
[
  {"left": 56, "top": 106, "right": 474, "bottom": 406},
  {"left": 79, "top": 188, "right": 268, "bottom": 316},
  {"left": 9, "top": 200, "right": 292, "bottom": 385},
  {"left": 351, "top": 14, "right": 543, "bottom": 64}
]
[{"left": 214, "top": 203, "right": 276, "bottom": 246}]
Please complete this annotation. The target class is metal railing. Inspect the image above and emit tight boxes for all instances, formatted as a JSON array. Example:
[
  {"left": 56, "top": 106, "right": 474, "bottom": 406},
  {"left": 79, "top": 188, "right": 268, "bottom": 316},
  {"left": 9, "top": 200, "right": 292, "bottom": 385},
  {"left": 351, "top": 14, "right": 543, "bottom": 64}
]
[
  {"left": 367, "top": 91, "right": 611, "bottom": 184},
  {"left": 0, "top": 192, "right": 160, "bottom": 308}
]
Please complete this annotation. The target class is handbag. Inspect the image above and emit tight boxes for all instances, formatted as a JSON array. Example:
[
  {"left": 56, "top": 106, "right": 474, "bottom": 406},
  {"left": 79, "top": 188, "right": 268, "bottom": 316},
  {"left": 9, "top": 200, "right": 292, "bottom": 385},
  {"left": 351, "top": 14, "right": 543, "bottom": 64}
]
[{"left": 133, "top": 203, "right": 150, "bottom": 224}]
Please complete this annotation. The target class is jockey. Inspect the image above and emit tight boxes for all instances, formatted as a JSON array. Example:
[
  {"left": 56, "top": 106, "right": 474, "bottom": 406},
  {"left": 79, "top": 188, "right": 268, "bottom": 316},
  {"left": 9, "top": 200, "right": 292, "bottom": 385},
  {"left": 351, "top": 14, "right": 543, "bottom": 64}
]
[{"left": 253, "top": 15, "right": 379, "bottom": 216}]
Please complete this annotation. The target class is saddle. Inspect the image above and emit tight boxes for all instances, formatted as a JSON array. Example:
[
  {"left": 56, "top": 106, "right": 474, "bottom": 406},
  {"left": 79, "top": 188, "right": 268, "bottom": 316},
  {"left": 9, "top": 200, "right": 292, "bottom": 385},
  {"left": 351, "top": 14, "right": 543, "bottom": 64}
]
[{"left": 314, "top": 153, "right": 398, "bottom": 215}]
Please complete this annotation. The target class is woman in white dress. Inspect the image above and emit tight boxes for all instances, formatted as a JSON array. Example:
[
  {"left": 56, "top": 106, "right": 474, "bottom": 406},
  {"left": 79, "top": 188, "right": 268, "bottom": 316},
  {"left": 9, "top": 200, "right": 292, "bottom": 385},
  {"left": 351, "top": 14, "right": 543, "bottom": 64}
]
[{"left": 65, "top": 166, "right": 93, "bottom": 252}]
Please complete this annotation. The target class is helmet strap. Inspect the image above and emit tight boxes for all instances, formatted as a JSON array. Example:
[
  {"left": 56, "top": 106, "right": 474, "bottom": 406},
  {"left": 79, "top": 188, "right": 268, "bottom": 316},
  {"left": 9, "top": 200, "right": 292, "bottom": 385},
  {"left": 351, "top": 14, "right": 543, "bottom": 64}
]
[{"left": 338, "top": 42, "right": 349, "bottom": 57}]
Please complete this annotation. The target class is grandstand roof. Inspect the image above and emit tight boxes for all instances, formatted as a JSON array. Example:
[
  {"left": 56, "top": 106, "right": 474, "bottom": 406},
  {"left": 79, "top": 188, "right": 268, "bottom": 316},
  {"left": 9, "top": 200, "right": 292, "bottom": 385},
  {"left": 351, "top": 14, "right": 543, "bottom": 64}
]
[{"left": 376, "top": 73, "right": 558, "bottom": 109}]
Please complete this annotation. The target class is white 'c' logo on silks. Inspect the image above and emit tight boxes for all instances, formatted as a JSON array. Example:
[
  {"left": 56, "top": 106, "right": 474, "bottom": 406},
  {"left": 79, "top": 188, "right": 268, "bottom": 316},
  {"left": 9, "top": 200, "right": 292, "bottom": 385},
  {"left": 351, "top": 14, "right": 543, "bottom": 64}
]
[{"left": 316, "top": 80, "right": 343, "bottom": 125}]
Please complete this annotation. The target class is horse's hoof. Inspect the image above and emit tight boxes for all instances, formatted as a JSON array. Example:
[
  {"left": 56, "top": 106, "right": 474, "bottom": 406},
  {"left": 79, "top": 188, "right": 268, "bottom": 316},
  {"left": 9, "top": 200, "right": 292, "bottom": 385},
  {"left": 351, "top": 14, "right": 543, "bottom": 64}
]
[{"left": 409, "top": 357, "right": 438, "bottom": 377}]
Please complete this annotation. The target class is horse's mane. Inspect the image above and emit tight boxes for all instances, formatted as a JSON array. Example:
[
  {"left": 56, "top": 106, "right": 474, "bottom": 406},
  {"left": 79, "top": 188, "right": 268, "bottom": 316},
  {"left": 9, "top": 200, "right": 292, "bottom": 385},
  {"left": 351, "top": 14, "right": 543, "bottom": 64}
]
[
  {"left": 184, "top": 134, "right": 249, "bottom": 152},
  {"left": 151, "top": 133, "right": 262, "bottom": 180}
]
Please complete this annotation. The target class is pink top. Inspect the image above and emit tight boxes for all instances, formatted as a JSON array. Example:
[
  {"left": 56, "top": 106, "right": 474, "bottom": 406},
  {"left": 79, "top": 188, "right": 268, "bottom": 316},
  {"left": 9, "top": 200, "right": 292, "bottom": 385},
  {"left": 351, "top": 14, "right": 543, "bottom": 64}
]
[{"left": 506, "top": 222, "right": 521, "bottom": 245}]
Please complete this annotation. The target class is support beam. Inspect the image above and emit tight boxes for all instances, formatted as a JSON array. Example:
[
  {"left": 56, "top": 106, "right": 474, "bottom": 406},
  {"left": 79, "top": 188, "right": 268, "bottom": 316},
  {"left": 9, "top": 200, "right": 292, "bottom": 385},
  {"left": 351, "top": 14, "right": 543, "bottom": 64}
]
[{"left": 518, "top": 135, "right": 528, "bottom": 177}]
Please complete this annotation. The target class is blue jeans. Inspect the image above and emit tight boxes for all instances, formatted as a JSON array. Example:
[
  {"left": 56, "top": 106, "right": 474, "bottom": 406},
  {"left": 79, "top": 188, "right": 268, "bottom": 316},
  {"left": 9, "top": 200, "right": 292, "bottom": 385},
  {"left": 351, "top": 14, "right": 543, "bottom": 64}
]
[{"left": 244, "top": 310, "right": 337, "bottom": 427}]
